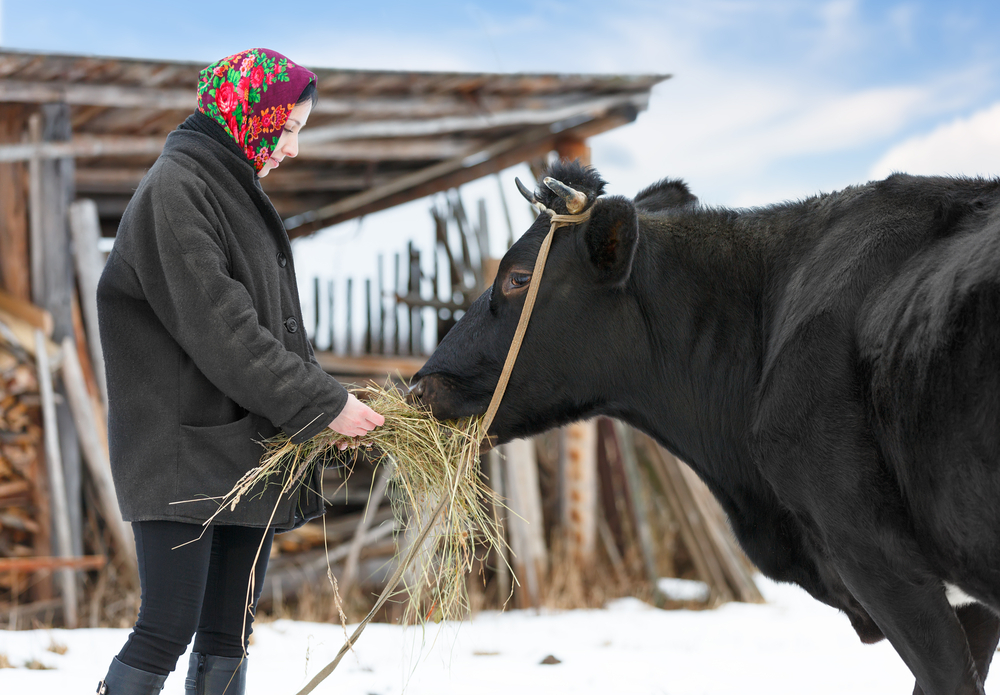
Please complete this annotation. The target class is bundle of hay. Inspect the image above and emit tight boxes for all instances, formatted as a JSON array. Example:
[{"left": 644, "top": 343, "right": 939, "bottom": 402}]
[{"left": 210, "top": 382, "right": 504, "bottom": 624}]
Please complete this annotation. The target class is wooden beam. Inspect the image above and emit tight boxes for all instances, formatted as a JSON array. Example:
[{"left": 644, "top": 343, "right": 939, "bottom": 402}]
[
  {"left": 501, "top": 438, "right": 548, "bottom": 608},
  {"left": 298, "top": 93, "right": 649, "bottom": 143},
  {"left": 296, "top": 138, "right": 480, "bottom": 161},
  {"left": 0, "top": 555, "right": 106, "bottom": 572},
  {"left": 67, "top": 200, "right": 109, "bottom": 408},
  {"left": 0, "top": 79, "right": 195, "bottom": 109},
  {"left": 286, "top": 108, "right": 637, "bottom": 236},
  {"left": 1, "top": 134, "right": 480, "bottom": 164},
  {"left": 36, "top": 330, "right": 79, "bottom": 628},
  {"left": 0, "top": 288, "right": 53, "bottom": 336},
  {"left": 561, "top": 419, "right": 598, "bottom": 568},
  {"left": 59, "top": 336, "right": 137, "bottom": 579},
  {"left": 0, "top": 103, "right": 30, "bottom": 300},
  {"left": 0, "top": 78, "right": 659, "bottom": 118},
  {"left": 311, "top": 351, "right": 425, "bottom": 379},
  {"left": 0, "top": 134, "right": 166, "bottom": 162}
]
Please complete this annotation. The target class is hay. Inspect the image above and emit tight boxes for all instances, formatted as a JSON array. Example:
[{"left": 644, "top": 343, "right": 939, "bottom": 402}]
[{"left": 210, "top": 382, "right": 504, "bottom": 625}]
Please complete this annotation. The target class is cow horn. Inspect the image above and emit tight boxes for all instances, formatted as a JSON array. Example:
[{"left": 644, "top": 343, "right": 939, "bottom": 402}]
[
  {"left": 515, "top": 177, "right": 537, "bottom": 204},
  {"left": 543, "top": 177, "right": 588, "bottom": 214}
]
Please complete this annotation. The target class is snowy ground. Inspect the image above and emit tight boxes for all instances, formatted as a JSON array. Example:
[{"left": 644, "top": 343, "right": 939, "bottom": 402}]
[{"left": 0, "top": 577, "right": 918, "bottom": 695}]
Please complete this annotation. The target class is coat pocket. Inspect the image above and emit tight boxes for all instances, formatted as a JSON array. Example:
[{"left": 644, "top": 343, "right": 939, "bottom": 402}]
[{"left": 171, "top": 414, "right": 274, "bottom": 519}]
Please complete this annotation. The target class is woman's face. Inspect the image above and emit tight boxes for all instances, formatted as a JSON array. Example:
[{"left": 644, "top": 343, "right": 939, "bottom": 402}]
[{"left": 258, "top": 100, "right": 313, "bottom": 178}]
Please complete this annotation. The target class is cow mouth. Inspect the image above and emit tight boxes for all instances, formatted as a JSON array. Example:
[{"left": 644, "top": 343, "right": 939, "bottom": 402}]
[{"left": 408, "top": 373, "right": 492, "bottom": 423}]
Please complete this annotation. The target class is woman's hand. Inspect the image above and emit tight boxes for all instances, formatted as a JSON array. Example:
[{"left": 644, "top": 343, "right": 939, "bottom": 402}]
[{"left": 328, "top": 394, "right": 385, "bottom": 449}]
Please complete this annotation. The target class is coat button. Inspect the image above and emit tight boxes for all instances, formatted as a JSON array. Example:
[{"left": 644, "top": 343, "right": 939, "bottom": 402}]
[
  {"left": 277, "top": 252, "right": 288, "bottom": 268},
  {"left": 284, "top": 317, "right": 298, "bottom": 333}
]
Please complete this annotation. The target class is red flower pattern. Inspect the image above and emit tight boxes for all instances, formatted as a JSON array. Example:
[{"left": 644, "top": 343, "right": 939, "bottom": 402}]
[
  {"left": 196, "top": 48, "right": 316, "bottom": 173},
  {"left": 216, "top": 82, "right": 237, "bottom": 115}
]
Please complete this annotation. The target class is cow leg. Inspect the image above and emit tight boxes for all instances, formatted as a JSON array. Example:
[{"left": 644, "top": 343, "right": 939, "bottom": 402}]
[
  {"left": 830, "top": 543, "right": 982, "bottom": 695},
  {"left": 949, "top": 604, "right": 998, "bottom": 693},
  {"left": 911, "top": 603, "right": 1000, "bottom": 695}
]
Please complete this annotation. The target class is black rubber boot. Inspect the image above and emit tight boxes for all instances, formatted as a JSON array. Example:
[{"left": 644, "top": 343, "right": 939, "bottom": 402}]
[
  {"left": 96, "top": 656, "right": 167, "bottom": 694},
  {"left": 184, "top": 652, "right": 248, "bottom": 695}
]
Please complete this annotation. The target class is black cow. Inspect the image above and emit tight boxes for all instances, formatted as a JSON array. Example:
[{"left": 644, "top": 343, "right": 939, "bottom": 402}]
[{"left": 411, "top": 160, "right": 1000, "bottom": 695}]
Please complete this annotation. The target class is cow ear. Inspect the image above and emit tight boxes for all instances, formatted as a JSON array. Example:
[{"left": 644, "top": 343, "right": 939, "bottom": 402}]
[{"left": 579, "top": 195, "right": 639, "bottom": 287}]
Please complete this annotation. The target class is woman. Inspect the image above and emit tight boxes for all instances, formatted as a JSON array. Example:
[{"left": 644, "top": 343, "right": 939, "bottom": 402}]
[{"left": 95, "top": 48, "right": 383, "bottom": 695}]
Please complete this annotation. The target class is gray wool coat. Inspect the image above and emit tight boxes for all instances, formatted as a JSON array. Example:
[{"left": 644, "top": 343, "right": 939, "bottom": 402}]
[{"left": 97, "top": 113, "right": 348, "bottom": 530}]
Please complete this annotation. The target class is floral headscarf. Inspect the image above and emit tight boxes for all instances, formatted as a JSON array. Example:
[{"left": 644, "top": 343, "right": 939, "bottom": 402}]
[{"left": 196, "top": 48, "right": 316, "bottom": 173}]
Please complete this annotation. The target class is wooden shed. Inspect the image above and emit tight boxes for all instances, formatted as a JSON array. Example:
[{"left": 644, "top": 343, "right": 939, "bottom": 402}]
[{"left": 0, "top": 49, "right": 666, "bottom": 242}]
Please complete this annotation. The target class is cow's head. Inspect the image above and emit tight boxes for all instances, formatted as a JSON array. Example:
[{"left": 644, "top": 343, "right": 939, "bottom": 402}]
[{"left": 410, "top": 160, "right": 642, "bottom": 444}]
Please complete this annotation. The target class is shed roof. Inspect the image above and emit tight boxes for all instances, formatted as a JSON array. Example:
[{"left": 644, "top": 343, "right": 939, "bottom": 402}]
[{"left": 0, "top": 50, "right": 668, "bottom": 237}]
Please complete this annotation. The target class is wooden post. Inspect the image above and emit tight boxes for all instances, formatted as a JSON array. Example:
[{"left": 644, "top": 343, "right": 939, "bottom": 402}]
[
  {"left": 326, "top": 279, "right": 335, "bottom": 352},
  {"left": 0, "top": 104, "right": 31, "bottom": 301},
  {"left": 486, "top": 448, "right": 511, "bottom": 605},
  {"left": 475, "top": 198, "right": 490, "bottom": 263},
  {"left": 393, "top": 253, "right": 401, "bottom": 355},
  {"left": 561, "top": 419, "right": 598, "bottom": 568},
  {"left": 35, "top": 331, "right": 78, "bottom": 628},
  {"left": 553, "top": 137, "right": 599, "bottom": 577},
  {"left": 554, "top": 135, "right": 592, "bottom": 167},
  {"left": 613, "top": 420, "right": 659, "bottom": 585},
  {"left": 67, "top": 199, "right": 109, "bottom": 411},
  {"left": 494, "top": 173, "right": 516, "bottom": 249},
  {"left": 377, "top": 255, "right": 385, "bottom": 354},
  {"left": 501, "top": 438, "right": 547, "bottom": 608},
  {"left": 364, "top": 279, "right": 373, "bottom": 354},
  {"left": 59, "top": 336, "right": 138, "bottom": 581},
  {"left": 407, "top": 243, "right": 422, "bottom": 355},
  {"left": 313, "top": 277, "right": 321, "bottom": 342},
  {"left": 340, "top": 462, "right": 392, "bottom": 596},
  {"left": 345, "top": 278, "right": 353, "bottom": 355},
  {"left": 30, "top": 103, "right": 83, "bottom": 558}
]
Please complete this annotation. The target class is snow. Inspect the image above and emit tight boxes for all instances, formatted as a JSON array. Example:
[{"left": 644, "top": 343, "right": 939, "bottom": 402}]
[{"left": 0, "top": 577, "right": 916, "bottom": 694}]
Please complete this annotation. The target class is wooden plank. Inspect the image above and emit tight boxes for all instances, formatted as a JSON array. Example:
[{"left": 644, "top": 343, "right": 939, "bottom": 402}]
[
  {"left": 35, "top": 330, "right": 78, "bottom": 628},
  {"left": 678, "top": 462, "right": 764, "bottom": 603},
  {"left": 0, "top": 307, "right": 59, "bottom": 359},
  {"left": 0, "top": 103, "right": 30, "bottom": 300},
  {"left": 339, "top": 462, "right": 393, "bottom": 596},
  {"left": 0, "top": 288, "right": 53, "bottom": 336},
  {"left": 0, "top": 479, "right": 31, "bottom": 498},
  {"left": 1, "top": 136, "right": 480, "bottom": 166},
  {"left": 612, "top": 421, "right": 659, "bottom": 586},
  {"left": 0, "top": 77, "right": 662, "bottom": 116},
  {"left": 298, "top": 93, "right": 649, "bottom": 143},
  {"left": 69, "top": 199, "right": 108, "bottom": 412},
  {"left": 501, "top": 437, "right": 547, "bottom": 608},
  {"left": 561, "top": 419, "right": 598, "bottom": 568},
  {"left": 59, "top": 336, "right": 138, "bottom": 579},
  {"left": 28, "top": 113, "right": 43, "bottom": 305},
  {"left": 0, "top": 555, "right": 106, "bottom": 572},
  {"left": 316, "top": 350, "right": 427, "bottom": 379},
  {"left": 485, "top": 448, "right": 511, "bottom": 604},
  {"left": 0, "top": 134, "right": 167, "bottom": 162}
]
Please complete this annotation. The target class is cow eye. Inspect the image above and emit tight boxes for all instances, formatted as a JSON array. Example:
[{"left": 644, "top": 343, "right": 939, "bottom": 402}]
[{"left": 504, "top": 271, "right": 532, "bottom": 294}]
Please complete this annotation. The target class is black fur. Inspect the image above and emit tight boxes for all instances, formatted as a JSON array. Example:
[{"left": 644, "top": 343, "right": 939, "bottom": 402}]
[
  {"left": 413, "top": 163, "right": 1000, "bottom": 695},
  {"left": 634, "top": 177, "right": 699, "bottom": 211}
]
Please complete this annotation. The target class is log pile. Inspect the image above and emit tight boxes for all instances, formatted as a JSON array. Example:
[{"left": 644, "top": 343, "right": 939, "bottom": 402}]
[{"left": 0, "top": 347, "right": 44, "bottom": 580}]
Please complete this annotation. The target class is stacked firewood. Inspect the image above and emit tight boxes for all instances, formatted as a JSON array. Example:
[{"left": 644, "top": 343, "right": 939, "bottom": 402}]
[{"left": 0, "top": 339, "right": 44, "bottom": 600}]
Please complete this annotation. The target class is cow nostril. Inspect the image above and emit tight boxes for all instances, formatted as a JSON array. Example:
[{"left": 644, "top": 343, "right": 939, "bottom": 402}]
[{"left": 408, "top": 380, "right": 425, "bottom": 402}]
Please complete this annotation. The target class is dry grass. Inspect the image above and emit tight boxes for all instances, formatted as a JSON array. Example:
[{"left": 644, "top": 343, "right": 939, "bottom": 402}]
[{"left": 213, "top": 382, "right": 505, "bottom": 626}]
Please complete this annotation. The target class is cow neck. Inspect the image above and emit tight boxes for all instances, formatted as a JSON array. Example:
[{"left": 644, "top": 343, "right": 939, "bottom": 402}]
[{"left": 627, "top": 212, "right": 766, "bottom": 477}]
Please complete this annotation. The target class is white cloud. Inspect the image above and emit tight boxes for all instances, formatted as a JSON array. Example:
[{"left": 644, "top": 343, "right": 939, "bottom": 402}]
[{"left": 868, "top": 101, "right": 1000, "bottom": 178}]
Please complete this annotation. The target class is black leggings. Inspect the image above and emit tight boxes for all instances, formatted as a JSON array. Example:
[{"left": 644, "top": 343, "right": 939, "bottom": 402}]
[{"left": 116, "top": 520, "right": 274, "bottom": 676}]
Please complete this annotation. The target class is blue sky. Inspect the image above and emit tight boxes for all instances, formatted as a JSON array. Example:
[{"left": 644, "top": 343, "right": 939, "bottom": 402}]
[{"left": 4, "top": 1, "right": 1000, "bottom": 347}]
